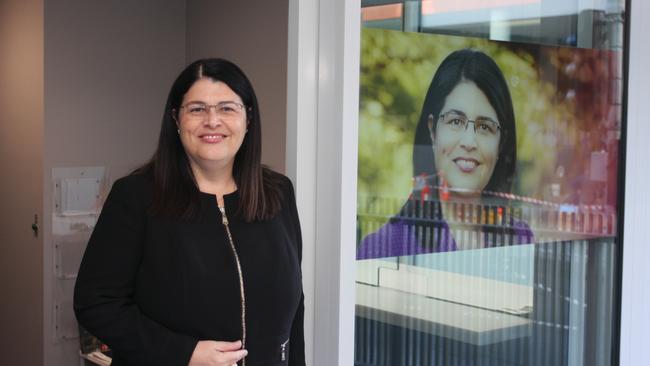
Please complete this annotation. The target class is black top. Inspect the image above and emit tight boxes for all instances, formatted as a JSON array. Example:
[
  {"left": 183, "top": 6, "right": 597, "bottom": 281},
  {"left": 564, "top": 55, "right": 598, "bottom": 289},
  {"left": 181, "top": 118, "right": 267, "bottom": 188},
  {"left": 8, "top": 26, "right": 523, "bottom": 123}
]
[{"left": 74, "top": 172, "right": 305, "bottom": 366}]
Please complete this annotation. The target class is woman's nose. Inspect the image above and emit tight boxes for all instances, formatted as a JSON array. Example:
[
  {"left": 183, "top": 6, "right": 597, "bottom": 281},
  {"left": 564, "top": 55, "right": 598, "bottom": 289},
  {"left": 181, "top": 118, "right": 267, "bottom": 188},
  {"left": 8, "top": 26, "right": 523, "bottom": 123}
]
[
  {"left": 205, "top": 108, "right": 222, "bottom": 128},
  {"left": 458, "top": 123, "right": 478, "bottom": 150}
]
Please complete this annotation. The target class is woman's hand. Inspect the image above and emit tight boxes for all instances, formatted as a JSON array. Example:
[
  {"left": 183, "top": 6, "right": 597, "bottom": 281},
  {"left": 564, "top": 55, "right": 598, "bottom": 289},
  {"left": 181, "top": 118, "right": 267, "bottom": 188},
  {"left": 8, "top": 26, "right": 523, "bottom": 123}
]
[{"left": 188, "top": 340, "right": 247, "bottom": 366}]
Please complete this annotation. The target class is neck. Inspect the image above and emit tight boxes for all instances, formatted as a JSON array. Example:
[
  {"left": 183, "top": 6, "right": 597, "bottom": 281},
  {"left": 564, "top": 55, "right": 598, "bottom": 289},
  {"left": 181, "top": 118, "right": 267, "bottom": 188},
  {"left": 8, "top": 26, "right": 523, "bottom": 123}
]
[{"left": 189, "top": 160, "right": 237, "bottom": 206}]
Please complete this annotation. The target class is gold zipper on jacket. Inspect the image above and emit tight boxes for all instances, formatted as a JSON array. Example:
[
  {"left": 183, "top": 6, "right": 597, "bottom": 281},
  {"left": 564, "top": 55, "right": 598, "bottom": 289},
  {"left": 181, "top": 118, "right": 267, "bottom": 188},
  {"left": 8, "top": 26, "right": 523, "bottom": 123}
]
[{"left": 218, "top": 204, "right": 247, "bottom": 366}]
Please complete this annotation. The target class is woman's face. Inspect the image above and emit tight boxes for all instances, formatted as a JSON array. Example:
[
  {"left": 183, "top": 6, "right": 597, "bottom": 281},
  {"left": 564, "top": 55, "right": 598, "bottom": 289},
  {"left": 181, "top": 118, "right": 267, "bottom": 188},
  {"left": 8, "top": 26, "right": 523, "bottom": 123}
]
[
  {"left": 431, "top": 81, "right": 501, "bottom": 198},
  {"left": 176, "top": 78, "right": 248, "bottom": 172}
]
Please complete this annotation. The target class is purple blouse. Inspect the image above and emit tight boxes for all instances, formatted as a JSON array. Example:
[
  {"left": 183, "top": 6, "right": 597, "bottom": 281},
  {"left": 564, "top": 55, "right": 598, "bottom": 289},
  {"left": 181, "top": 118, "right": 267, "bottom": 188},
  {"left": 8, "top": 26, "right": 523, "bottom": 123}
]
[{"left": 357, "top": 217, "right": 534, "bottom": 260}]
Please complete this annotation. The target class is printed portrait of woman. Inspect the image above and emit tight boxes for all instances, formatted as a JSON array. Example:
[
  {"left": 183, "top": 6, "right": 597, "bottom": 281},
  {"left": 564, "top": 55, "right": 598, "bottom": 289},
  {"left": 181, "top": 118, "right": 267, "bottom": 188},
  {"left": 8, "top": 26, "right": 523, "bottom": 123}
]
[{"left": 357, "top": 48, "right": 533, "bottom": 260}]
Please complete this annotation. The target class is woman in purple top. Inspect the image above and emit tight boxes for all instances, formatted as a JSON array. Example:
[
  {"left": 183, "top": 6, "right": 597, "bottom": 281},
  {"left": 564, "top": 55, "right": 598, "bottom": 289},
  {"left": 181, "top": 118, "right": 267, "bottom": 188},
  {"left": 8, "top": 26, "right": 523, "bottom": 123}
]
[{"left": 358, "top": 49, "right": 533, "bottom": 260}]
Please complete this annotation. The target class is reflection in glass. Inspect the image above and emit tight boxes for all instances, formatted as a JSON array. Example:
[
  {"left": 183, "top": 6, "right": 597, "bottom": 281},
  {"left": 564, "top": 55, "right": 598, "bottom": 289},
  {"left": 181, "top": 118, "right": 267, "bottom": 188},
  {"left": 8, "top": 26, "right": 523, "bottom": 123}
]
[
  {"left": 355, "top": 1, "right": 625, "bottom": 364},
  {"left": 357, "top": 48, "right": 531, "bottom": 259}
]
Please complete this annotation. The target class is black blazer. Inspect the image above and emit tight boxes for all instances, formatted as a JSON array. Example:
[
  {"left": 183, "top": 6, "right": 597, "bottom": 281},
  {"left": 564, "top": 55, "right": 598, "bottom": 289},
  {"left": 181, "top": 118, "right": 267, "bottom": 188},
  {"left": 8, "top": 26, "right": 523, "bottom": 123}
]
[{"left": 74, "top": 172, "right": 305, "bottom": 366}]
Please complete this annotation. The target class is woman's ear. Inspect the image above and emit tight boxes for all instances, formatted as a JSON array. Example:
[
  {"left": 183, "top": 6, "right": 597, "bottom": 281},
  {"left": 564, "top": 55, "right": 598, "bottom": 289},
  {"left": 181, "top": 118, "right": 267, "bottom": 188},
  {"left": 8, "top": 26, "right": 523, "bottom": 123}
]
[
  {"left": 427, "top": 113, "right": 436, "bottom": 144},
  {"left": 172, "top": 109, "right": 179, "bottom": 126}
]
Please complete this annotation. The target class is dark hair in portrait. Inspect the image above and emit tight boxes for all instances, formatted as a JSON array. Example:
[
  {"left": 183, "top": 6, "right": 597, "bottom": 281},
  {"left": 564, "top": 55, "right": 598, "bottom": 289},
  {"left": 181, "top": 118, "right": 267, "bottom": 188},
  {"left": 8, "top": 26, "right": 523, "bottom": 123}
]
[
  {"left": 135, "top": 58, "right": 283, "bottom": 221},
  {"left": 412, "top": 48, "right": 517, "bottom": 197}
]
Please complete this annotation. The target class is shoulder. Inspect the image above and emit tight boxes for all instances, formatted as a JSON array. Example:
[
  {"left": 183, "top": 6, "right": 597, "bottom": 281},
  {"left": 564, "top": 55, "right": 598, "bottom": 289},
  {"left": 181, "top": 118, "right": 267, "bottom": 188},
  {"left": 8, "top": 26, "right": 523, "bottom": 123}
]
[
  {"left": 112, "top": 172, "right": 150, "bottom": 194},
  {"left": 262, "top": 167, "right": 295, "bottom": 199},
  {"left": 260, "top": 168, "right": 300, "bottom": 224},
  {"left": 107, "top": 172, "right": 153, "bottom": 207},
  {"left": 357, "top": 219, "right": 413, "bottom": 259},
  {"left": 92, "top": 172, "right": 152, "bottom": 231}
]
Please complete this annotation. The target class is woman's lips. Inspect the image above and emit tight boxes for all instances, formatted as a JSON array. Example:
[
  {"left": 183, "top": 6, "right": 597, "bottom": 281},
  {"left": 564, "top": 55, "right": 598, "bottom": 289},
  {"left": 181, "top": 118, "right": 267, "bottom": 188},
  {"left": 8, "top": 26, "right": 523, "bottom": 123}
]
[
  {"left": 453, "top": 157, "right": 480, "bottom": 172},
  {"left": 199, "top": 133, "right": 226, "bottom": 143}
]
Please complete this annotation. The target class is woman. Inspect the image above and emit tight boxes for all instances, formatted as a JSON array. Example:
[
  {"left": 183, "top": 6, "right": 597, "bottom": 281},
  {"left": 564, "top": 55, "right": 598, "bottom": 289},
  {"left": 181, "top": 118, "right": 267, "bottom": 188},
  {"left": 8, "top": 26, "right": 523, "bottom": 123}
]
[
  {"left": 357, "top": 49, "right": 532, "bottom": 259},
  {"left": 74, "top": 58, "right": 305, "bottom": 366}
]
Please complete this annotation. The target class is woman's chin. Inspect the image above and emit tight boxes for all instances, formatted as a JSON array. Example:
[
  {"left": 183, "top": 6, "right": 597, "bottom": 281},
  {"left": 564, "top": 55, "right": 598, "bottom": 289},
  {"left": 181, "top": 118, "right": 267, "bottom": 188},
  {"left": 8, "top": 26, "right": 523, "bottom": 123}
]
[{"left": 447, "top": 186, "right": 483, "bottom": 200}]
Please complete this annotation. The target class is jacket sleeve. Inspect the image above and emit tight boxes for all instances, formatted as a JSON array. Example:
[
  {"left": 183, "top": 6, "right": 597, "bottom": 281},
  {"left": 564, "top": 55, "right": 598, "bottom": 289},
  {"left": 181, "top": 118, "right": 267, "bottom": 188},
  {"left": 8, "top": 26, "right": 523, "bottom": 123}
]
[
  {"left": 73, "top": 177, "right": 198, "bottom": 366},
  {"left": 289, "top": 293, "right": 305, "bottom": 366},
  {"left": 286, "top": 177, "right": 306, "bottom": 366}
]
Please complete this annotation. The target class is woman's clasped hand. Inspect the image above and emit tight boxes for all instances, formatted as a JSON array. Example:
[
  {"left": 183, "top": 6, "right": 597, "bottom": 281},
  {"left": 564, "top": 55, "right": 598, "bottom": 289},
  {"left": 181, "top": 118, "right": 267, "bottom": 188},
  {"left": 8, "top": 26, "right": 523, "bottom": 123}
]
[{"left": 188, "top": 340, "right": 247, "bottom": 366}]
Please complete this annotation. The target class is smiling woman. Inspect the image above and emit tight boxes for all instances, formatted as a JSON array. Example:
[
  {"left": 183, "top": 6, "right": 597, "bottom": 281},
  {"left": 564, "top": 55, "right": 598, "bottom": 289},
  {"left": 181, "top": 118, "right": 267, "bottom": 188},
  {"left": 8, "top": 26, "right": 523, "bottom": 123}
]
[
  {"left": 73, "top": 58, "right": 305, "bottom": 366},
  {"left": 175, "top": 79, "right": 249, "bottom": 199},
  {"left": 357, "top": 49, "right": 532, "bottom": 258},
  {"left": 415, "top": 49, "right": 517, "bottom": 197},
  {"left": 430, "top": 82, "right": 502, "bottom": 197}
]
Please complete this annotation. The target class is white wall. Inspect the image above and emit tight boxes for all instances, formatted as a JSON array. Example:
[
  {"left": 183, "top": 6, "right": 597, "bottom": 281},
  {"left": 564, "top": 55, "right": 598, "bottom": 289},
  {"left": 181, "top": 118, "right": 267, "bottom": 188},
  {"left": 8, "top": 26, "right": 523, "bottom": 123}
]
[
  {"left": 186, "top": 0, "right": 289, "bottom": 173},
  {"left": 0, "top": 0, "right": 44, "bottom": 364},
  {"left": 43, "top": 1, "right": 186, "bottom": 364}
]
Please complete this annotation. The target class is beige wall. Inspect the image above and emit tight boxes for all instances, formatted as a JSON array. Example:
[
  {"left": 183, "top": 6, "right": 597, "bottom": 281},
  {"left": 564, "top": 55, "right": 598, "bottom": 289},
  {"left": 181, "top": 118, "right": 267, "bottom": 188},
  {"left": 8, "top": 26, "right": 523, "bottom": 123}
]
[
  {"left": 0, "top": 0, "right": 44, "bottom": 364},
  {"left": 44, "top": 0, "right": 186, "bottom": 171},
  {"left": 186, "top": 0, "right": 289, "bottom": 173},
  {"left": 43, "top": 1, "right": 186, "bottom": 364}
]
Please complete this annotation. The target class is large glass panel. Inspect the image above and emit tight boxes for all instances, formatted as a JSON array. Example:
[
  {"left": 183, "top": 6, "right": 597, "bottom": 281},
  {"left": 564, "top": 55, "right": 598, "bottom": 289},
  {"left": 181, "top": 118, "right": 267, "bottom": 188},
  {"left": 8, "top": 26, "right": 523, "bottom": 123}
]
[{"left": 356, "top": 1, "right": 626, "bottom": 365}]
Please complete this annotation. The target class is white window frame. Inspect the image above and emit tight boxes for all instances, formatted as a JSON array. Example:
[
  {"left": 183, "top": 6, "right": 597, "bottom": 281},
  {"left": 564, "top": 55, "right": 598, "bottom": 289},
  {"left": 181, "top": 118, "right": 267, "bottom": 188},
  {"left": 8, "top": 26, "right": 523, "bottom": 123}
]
[
  {"left": 286, "top": 0, "right": 360, "bottom": 365},
  {"left": 620, "top": 1, "right": 650, "bottom": 365}
]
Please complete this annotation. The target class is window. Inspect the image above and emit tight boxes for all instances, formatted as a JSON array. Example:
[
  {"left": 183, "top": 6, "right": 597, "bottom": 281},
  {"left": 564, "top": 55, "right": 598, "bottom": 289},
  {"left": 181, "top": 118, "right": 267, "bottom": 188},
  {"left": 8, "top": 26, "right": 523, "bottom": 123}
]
[{"left": 356, "top": 1, "right": 626, "bottom": 365}]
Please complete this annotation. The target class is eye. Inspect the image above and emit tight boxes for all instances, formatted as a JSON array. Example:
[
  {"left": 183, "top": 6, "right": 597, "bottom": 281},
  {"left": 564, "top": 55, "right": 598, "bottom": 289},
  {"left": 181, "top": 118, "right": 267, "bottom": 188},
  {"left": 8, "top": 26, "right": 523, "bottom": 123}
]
[
  {"left": 219, "top": 104, "right": 237, "bottom": 113},
  {"left": 220, "top": 102, "right": 245, "bottom": 115},
  {"left": 476, "top": 120, "right": 499, "bottom": 135},
  {"left": 187, "top": 104, "right": 207, "bottom": 114},
  {"left": 445, "top": 116, "right": 465, "bottom": 128}
]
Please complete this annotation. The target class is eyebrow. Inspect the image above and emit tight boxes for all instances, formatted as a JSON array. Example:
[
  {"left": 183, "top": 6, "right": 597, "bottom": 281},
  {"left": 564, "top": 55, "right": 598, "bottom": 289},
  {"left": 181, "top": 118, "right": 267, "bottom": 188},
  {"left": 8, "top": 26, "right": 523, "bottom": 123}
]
[
  {"left": 184, "top": 100, "right": 240, "bottom": 105},
  {"left": 444, "top": 109, "right": 498, "bottom": 123}
]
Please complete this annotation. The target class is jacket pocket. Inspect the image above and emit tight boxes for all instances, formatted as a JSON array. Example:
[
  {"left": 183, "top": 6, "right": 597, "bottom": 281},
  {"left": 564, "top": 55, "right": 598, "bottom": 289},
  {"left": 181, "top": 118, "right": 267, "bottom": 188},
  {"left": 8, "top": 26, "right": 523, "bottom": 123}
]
[{"left": 244, "top": 334, "right": 291, "bottom": 366}]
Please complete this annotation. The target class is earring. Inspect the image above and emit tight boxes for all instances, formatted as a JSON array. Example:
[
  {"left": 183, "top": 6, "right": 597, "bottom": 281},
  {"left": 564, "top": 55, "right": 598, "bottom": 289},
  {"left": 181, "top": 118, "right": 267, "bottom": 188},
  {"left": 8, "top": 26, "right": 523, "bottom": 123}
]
[{"left": 177, "top": 129, "right": 180, "bottom": 135}]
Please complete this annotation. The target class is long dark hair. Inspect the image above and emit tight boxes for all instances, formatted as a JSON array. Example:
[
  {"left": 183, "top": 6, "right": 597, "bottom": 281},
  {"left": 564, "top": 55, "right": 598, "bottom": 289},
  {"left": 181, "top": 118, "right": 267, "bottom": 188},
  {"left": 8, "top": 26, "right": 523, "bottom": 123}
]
[
  {"left": 136, "top": 58, "right": 282, "bottom": 222},
  {"left": 413, "top": 48, "right": 516, "bottom": 196}
]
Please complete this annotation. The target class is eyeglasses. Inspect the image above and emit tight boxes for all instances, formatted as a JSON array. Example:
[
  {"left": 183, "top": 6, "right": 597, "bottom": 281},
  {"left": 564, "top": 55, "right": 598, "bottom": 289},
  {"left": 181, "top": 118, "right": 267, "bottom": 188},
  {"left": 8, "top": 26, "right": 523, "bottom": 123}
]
[
  {"left": 438, "top": 111, "right": 501, "bottom": 138},
  {"left": 178, "top": 101, "right": 246, "bottom": 122}
]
